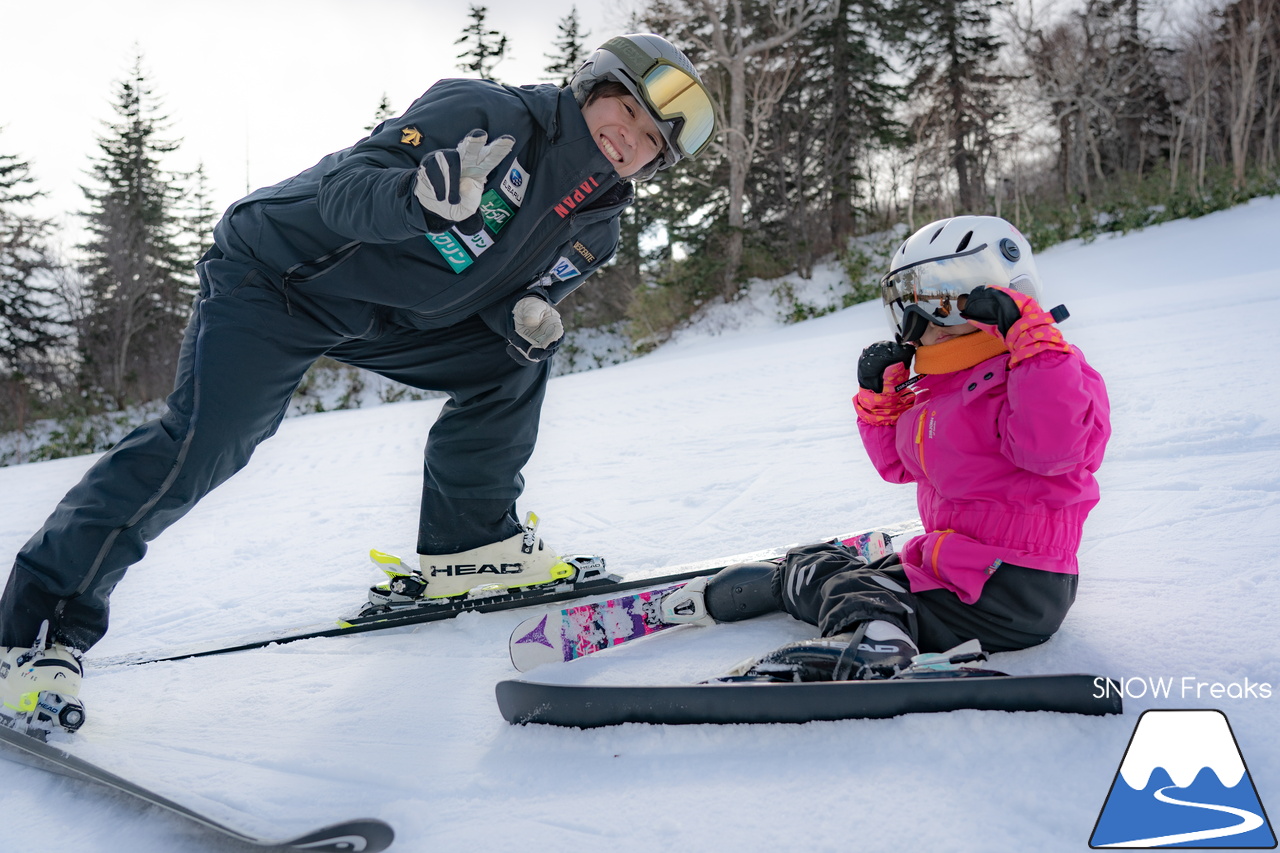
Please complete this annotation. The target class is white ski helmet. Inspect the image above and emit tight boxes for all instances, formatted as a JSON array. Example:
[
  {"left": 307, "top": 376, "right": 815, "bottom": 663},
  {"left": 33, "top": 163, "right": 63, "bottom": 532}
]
[
  {"left": 570, "top": 34, "right": 716, "bottom": 180},
  {"left": 882, "top": 215, "right": 1044, "bottom": 342}
]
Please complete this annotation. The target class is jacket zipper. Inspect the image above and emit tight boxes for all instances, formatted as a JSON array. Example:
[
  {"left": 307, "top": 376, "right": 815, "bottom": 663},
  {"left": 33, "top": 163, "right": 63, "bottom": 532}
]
[
  {"left": 916, "top": 408, "right": 949, "bottom": 582},
  {"left": 930, "top": 530, "right": 954, "bottom": 581},
  {"left": 279, "top": 240, "right": 362, "bottom": 316},
  {"left": 915, "top": 409, "right": 929, "bottom": 476}
]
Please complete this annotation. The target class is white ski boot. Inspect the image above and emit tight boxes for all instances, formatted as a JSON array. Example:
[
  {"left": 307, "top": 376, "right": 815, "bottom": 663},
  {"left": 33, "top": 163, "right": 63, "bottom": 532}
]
[
  {"left": 0, "top": 623, "right": 86, "bottom": 735},
  {"left": 367, "top": 512, "right": 583, "bottom": 606},
  {"left": 660, "top": 560, "right": 784, "bottom": 626}
]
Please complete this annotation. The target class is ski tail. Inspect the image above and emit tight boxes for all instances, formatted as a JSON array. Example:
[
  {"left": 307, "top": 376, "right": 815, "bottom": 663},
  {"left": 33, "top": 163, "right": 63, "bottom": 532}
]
[
  {"left": 496, "top": 674, "right": 1124, "bottom": 727},
  {"left": 0, "top": 724, "right": 394, "bottom": 851},
  {"left": 510, "top": 583, "right": 689, "bottom": 671}
]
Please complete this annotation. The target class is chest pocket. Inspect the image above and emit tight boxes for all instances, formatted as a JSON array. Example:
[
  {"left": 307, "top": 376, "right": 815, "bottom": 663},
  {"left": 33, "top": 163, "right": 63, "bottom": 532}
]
[{"left": 959, "top": 361, "right": 1009, "bottom": 405}]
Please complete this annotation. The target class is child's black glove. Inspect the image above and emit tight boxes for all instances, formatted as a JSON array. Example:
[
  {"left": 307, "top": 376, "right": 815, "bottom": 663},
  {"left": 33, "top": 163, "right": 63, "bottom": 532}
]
[
  {"left": 958, "top": 285, "right": 1072, "bottom": 367},
  {"left": 958, "top": 285, "right": 1023, "bottom": 337},
  {"left": 858, "top": 341, "right": 914, "bottom": 393}
]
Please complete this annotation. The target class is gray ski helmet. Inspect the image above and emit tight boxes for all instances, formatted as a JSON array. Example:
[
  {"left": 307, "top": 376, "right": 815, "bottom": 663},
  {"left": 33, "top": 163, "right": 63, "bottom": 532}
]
[{"left": 570, "top": 33, "right": 716, "bottom": 180}]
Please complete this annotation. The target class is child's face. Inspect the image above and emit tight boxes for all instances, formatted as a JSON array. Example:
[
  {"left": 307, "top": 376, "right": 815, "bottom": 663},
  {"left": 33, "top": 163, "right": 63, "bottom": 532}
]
[
  {"left": 582, "top": 94, "right": 665, "bottom": 178},
  {"left": 918, "top": 321, "right": 979, "bottom": 346}
]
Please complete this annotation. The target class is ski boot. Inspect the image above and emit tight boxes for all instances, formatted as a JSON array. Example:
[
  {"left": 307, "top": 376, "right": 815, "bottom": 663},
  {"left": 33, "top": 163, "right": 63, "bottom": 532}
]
[
  {"left": 660, "top": 561, "right": 783, "bottom": 626},
  {"left": 718, "top": 620, "right": 921, "bottom": 683},
  {"left": 892, "top": 639, "right": 1005, "bottom": 679},
  {"left": 0, "top": 623, "right": 86, "bottom": 736},
  {"left": 366, "top": 512, "right": 598, "bottom": 608}
]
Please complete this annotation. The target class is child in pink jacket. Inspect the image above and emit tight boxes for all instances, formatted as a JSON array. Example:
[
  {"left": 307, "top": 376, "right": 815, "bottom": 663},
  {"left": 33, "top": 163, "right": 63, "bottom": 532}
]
[{"left": 671, "top": 215, "right": 1110, "bottom": 681}]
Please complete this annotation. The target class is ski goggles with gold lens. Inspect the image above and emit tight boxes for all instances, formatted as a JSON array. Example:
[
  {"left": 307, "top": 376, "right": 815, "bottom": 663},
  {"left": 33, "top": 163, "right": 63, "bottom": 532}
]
[
  {"left": 602, "top": 37, "right": 716, "bottom": 159},
  {"left": 881, "top": 244, "right": 1011, "bottom": 340}
]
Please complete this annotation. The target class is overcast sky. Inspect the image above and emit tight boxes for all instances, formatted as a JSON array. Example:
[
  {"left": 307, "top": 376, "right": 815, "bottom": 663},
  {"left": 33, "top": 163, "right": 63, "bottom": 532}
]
[{"left": 1, "top": 0, "right": 647, "bottom": 252}]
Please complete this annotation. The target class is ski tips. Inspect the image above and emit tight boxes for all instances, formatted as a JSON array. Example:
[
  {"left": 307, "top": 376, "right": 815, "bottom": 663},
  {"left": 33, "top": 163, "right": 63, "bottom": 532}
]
[{"left": 284, "top": 818, "right": 395, "bottom": 852}]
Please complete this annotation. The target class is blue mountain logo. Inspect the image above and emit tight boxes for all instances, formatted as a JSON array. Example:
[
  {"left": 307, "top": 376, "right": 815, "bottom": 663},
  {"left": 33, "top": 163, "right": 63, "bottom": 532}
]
[{"left": 1091, "top": 710, "right": 1276, "bottom": 848}]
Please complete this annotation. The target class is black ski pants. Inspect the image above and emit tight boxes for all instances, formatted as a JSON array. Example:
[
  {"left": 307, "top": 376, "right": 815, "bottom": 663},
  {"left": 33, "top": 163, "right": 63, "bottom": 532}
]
[
  {"left": 778, "top": 541, "right": 1078, "bottom": 654},
  {"left": 1, "top": 250, "right": 549, "bottom": 650}
]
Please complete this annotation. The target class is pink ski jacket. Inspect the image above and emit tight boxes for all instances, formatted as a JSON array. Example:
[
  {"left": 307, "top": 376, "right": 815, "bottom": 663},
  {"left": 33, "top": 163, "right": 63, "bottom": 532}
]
[{"left": 858, "top": 348, "right": 1110, "bottom": 604}]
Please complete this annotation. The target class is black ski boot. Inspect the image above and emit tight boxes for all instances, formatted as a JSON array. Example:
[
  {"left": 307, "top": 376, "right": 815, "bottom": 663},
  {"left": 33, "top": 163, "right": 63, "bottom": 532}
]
[{"left": 720, "top": 620, "right": 920, "bottom": 683}]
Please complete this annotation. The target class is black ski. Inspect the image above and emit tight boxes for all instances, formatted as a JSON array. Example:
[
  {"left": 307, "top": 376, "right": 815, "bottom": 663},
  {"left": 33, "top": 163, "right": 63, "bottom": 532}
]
[
  {"left": 0, "top": 724, "right": 394, "bottom": 852},
  {"left": 90, "top": 521, "right": 921, "bottom": 668},
  {"left": 496, "top": 673, "right": 1123, "bottom": 727}
]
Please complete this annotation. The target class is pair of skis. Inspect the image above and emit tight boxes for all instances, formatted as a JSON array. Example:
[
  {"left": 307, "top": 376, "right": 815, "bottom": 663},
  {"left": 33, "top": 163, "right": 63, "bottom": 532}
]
[
  {"left": 89, "top": 525, "right": 925, "bottom": 668},
  {"left": 2, "top": 523, "right": 914, "bottom": 850},
  {"left": 498, "top": 529, "right": 1123, "bottom": 727},
  {"left": 0, "top": 520, "right": 1119, "bottom": 850}
]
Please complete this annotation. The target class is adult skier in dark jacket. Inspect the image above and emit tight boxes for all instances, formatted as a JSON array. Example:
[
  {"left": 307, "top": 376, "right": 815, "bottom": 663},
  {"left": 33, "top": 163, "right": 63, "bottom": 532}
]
[{"left": 0, "top": 34, "right": 716, "bottom": 735}]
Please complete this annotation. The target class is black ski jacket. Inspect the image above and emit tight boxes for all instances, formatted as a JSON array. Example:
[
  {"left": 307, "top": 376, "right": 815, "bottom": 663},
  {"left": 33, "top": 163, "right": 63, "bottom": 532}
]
[{"left": 212, "top": 79, "right": 632, "bottom": 330}]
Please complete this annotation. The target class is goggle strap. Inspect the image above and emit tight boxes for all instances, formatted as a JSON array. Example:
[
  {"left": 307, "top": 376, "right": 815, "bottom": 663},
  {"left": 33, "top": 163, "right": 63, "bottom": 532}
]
[
  {"left": 899, "top": 308, "right": 931, "bottom": 344},
  {"left": 603, "top": 37, "right": 661, "bottom": 78}
]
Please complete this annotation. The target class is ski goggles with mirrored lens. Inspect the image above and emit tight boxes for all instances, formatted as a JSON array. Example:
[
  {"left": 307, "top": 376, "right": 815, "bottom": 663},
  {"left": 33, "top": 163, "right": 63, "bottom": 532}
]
[
  {"left": 882, "top": 244, "right": 1011, "bottom": 338},
  {"left": 602, "top": 38, "right": 716, "bottom": 159}
]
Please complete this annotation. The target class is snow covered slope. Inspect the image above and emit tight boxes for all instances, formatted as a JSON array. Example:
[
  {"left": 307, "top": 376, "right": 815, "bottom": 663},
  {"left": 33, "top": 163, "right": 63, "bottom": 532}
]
[{"left": 2, "top": 198, "right": 1278, "bottom": 852}]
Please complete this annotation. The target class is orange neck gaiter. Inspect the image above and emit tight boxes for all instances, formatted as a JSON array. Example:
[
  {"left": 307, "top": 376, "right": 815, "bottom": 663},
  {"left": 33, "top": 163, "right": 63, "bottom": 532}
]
[{"left": 913, "top": 332, "right": 1008, "bottom": 375}]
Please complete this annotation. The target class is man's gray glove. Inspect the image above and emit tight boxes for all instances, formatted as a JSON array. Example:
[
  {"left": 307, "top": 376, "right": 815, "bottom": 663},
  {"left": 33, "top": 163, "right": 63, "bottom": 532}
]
[
  {"left": 507, "top": 295, "right": 564, "bottom": 363},
  {"left": 414, "top": 129, "right": 515, "bottom": 234}
]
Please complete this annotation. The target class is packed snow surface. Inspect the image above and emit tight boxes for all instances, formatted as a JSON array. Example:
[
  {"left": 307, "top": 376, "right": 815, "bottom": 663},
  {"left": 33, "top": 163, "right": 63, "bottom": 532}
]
[{"left": 2, "top": 199, "right": 1279, "bottom": 851}]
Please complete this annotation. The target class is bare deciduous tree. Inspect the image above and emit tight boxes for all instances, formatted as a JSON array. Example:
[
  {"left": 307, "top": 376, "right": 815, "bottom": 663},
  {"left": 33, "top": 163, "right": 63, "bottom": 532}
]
[
  {"left": 658, "top": 0, "right": 836, "bottom": 294},
  {"left": 1222, "top": 0, "right": 1276, "bottom": 187}
]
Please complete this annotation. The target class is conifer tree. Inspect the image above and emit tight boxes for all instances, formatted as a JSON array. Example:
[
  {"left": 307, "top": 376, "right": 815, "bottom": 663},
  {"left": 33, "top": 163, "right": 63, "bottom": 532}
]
[
  {"left": 456, "top": 5, "right": 509, "bottom": 81},
  {"left": 901, "top": 0, "right": 1007, "bottom": 212},
  {"left": 545, "top": 6, "right": 588, "bottom": 88},
  {"left": 78, "top": 54, "right": 192, "bottom": 407},
  {"left": 640, "top": 0, "right": 835, "bottom": 296},
  {"left": 750, "top": 0, "right": 905, "bottom": 269},
  {"left": 367, "top": 93, "right": 397, "bottom": 132},
  {"left": 0, "top": 132, "right": 59, "bottom": 431},
  {"left": 180, "top": 161, "right": 218, "bottom": 269},
  {"left": 1109, "top": 0, "right": 1173, "bottom": 177}
]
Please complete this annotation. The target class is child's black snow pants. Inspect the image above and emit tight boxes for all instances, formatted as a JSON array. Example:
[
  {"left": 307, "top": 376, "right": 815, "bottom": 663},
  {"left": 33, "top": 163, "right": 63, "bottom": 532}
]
[{"left": 777, "top": 540, "right": 1078, "bottom": 654}]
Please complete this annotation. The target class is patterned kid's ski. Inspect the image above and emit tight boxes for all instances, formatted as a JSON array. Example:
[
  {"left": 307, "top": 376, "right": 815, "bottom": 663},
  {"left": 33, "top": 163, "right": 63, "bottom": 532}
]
[{"left": 509, "top": 528, "right": 901, "bottom": 672}]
